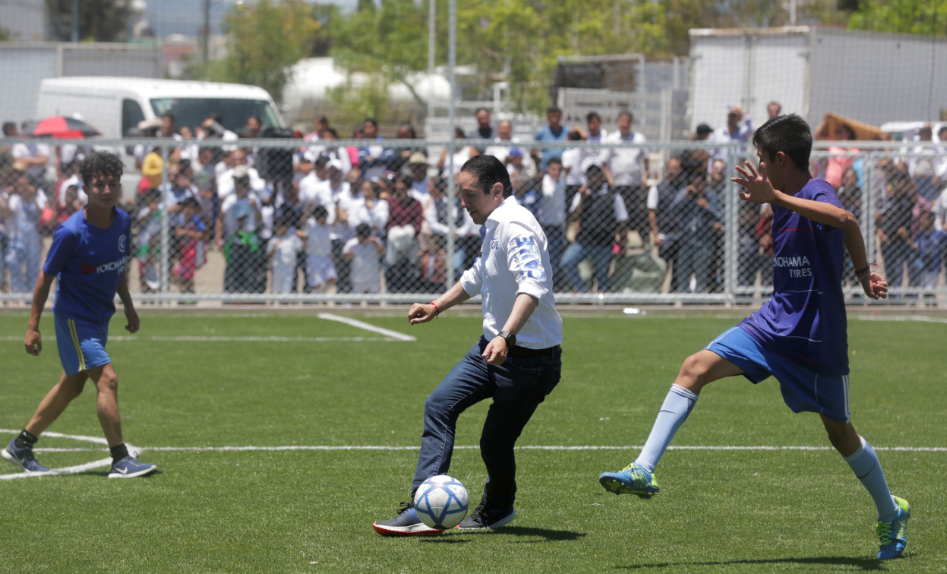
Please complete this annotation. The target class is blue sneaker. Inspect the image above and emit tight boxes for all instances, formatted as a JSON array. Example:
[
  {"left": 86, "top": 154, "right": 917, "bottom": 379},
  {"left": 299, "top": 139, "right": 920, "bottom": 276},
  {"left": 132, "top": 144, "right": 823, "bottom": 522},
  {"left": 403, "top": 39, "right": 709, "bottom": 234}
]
[
  {"left": 108, "top": 456, "right": 158, "bottom": 479},
  {"left": 877, "top": 496, "right": 910, "bottom": 560},
  {"left": 599, "top": 462, "right": 660, "bottom": 498},
  {"left": 2, "top": 438, "right": 49, "bottom": 473},
  {"left": 373, "top": 502, "right": 443, "bottom": 536}
]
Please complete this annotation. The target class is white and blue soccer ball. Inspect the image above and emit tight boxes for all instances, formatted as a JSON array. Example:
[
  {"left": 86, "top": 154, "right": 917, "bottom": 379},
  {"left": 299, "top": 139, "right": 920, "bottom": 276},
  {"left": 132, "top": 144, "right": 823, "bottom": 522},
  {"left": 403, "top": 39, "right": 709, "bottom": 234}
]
[{"left": 413, "top": 475, "right": 469, "bottom": 529}]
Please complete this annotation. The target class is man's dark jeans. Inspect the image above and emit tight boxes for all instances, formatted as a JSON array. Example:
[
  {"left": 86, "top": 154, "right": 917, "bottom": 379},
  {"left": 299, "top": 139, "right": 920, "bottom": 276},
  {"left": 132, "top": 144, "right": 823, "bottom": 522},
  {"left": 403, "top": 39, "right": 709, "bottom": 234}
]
[{"left": 411, "top": 337, "right": 562, "bottom": 511}]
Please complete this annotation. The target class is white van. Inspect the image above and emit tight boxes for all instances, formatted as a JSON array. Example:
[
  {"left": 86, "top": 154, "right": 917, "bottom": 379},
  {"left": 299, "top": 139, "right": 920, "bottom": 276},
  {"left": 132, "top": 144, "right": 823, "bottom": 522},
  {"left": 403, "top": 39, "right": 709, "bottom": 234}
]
[
  {"left": 36, "top": 77, "right": 284, "bottom": 139},
  {"left": 36, "top": 77, "right": 285, "bottom": 199}
]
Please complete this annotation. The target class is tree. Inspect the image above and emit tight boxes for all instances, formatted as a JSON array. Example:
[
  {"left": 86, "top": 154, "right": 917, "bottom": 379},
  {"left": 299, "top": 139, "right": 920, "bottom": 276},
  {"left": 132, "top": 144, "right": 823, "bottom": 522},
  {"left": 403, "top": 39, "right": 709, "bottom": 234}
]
[
  {"left": 221, "top": 0, "right": 319, "bottom": 104},
  {"left": 46, "top": 0, "right": 130, "bottom": 42},
  {"left": 848, "top": 0, "right": 947, "bottom": 36}
]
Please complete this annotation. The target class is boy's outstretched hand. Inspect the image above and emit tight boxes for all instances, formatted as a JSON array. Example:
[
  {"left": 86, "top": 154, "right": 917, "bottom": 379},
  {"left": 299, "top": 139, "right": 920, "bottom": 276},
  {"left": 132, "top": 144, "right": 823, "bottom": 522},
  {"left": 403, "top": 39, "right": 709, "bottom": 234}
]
[
  {"left": 732, "top": 161, "right": 778, "bottom": 204},
  {"left": 860, "top": 271, "right": 888, "bottom": 300}
]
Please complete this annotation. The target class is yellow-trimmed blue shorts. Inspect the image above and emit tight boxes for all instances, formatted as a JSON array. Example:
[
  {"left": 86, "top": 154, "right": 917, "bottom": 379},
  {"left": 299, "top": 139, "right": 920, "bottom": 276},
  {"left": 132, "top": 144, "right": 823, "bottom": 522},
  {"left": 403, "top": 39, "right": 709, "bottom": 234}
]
[
  {"left": 705, "top": 326, "right": 851, "bottom": 424},
  {"left": 54, "top": 315, "right": 111, "bottom": 376}
]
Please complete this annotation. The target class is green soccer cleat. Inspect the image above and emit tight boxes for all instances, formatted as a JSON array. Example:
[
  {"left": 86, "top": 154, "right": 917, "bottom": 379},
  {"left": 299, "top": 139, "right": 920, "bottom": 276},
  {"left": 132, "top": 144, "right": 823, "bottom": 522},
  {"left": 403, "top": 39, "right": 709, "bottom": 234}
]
[
  {"left": 598, "top": 463, "right": 659, "bottom": 498},
  {"left": 876, "top": 496, "right": 910, "bottom": 560}
]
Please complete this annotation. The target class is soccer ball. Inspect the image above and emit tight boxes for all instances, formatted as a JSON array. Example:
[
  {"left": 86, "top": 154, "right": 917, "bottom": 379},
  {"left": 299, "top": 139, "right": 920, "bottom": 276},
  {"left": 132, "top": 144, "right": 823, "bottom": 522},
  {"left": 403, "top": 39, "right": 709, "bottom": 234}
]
[{"left": 413, "top": 475, "right": 469, "bottom": 530}]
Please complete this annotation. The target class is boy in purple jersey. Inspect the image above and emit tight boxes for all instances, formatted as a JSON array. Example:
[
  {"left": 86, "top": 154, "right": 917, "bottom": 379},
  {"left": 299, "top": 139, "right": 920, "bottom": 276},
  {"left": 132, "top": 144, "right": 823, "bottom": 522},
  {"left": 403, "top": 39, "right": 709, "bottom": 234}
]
[
  {"left": 599, "top": 115, "right": 910, "bottom": 560},
  {"left": 2, "top": 152, "right": 157, "bottom": 479}
]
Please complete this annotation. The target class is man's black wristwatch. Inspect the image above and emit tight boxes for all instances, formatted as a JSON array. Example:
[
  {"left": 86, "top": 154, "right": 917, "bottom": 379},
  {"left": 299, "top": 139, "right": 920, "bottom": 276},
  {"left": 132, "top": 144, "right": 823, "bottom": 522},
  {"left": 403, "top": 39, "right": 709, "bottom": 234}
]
[{"left": 496, "top": 331, "right": 516, "bottom": 348}]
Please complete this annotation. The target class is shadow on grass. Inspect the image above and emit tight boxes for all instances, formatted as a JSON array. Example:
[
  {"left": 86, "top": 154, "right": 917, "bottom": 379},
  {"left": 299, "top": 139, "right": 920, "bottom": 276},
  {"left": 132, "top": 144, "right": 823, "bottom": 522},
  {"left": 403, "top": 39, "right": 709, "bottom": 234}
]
[
  {"left": 430, "top": 526, "right": 586, "bottom": 543},
  {"left": 615, "top": 556, "right": 887, "bottom": 571}
]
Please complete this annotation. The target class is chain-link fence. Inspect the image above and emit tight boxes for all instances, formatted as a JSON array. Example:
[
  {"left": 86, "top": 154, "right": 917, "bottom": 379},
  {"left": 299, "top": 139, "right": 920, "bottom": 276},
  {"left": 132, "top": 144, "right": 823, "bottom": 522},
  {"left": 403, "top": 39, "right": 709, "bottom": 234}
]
[{"left": 1, "top": 135, "right": 945, "bottom": 306}]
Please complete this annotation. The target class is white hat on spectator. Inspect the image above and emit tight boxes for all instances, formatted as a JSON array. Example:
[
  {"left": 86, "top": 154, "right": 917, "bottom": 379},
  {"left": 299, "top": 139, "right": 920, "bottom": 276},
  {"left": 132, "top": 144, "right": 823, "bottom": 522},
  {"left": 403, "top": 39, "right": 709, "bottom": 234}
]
[{"left": 233, "top": 165, "right": 250, "bottom": 182}]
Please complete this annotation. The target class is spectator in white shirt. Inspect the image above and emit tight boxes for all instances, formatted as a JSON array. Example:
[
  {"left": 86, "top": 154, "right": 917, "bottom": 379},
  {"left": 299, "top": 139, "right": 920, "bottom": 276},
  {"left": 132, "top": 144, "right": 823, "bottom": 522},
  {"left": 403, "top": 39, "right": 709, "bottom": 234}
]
[
  {"left": 303, "top": 205, "right": 337, "bottom": 292},
  {"left": 505, "top": 148, "right": 537, "bottom": 179},
  {"left": 372, "top": 155, "right": 562, "bottom": 536},
  {"left": 267, "top": 214, "right": 305, "bottom": 295},
  {"left": 484, "top": 120, "right": 521, "bottom": 165},
  {"left": 57, "top": 161, "right": 86, "bottom": 210},
  {"left": 407, "top": 153, "right": 431, "bottom": 201},
  {"left": 217, "top": 149, "right": 265, "bottom": 199},
  {"left": 708, "top": 105, "right": 755, "bottom": 168},
  {"left": 356, "top": 180, "right": 390, "bottom": 235},
  {"left": 216, "top": 167, "right": 262, "bottom": 249},
  {"left": 438, "top": 128, "right": 479, "bottom": 178},
  {"left": 11, "top": 140, "right": 50, "bottom": 188},
  {"left": 584, "top": 111, "right": 608, "bottom": 168},
  {"left": 299, "top": 156, "right": 332, "bottom": 207},
  {"left": 603, "top": 111, "right": 648, "bottom": 213},
  {"left": 537, "top": 158, "right": 567, "bottom": 290},
  {"left": 1, "top": 172, "right": 47, "bottom": 293},
  {"left": 344, "top": 223, "right": 385, "bottom": 295}
]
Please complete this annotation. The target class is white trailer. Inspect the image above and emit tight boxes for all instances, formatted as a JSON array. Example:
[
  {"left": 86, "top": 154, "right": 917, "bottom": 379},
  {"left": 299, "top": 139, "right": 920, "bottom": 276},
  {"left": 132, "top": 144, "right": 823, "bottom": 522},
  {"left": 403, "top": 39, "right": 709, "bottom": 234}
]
[{"left": 689, "top": 26, "right": 947, "bottom": 132}]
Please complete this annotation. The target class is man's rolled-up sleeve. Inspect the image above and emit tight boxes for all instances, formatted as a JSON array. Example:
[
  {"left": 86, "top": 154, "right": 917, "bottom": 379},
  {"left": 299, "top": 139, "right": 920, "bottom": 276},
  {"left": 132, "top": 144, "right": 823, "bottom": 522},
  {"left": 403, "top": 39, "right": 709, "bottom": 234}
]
[
  {"left": 505, "top": 223, "right": 548, "bottom": 300},
  {"left": 460, "top": 256, "right": 483, "bottom": 296}
]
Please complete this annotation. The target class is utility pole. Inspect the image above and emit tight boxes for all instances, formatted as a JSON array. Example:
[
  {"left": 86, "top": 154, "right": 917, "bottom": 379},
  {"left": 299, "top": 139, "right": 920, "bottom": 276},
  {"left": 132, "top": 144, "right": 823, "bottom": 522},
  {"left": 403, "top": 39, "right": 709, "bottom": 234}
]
[
  {"left": 71, "top": 0, "right": 79, "bottom": 43},
  {"left": 203, "top": 0, "right": 212, "bottom": 62}
]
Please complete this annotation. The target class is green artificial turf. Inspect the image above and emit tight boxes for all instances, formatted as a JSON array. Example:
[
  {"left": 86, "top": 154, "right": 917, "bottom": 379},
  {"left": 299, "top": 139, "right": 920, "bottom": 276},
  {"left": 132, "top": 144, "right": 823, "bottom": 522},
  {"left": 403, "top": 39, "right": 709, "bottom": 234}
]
[{"left": 0, "top": 310, "right": 944, "bottom": 573}]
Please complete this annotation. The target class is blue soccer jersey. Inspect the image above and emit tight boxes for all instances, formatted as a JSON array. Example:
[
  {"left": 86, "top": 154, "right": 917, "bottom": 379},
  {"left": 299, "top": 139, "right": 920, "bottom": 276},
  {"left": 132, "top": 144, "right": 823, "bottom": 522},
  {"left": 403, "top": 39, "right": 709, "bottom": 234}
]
[
  {"left": 43, "top": 208, "right": 132, "bottom": 325},
  {"left": 738, "top": 179, "right": 849, "bottom": 376}
]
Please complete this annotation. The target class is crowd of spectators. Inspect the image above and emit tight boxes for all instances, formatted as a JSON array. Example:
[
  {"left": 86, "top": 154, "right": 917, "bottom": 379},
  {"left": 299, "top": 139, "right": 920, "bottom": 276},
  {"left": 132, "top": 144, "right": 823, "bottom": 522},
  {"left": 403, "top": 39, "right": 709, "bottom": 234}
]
[{"left": 1, "top": 103, "right": 945, "bottom": 301}]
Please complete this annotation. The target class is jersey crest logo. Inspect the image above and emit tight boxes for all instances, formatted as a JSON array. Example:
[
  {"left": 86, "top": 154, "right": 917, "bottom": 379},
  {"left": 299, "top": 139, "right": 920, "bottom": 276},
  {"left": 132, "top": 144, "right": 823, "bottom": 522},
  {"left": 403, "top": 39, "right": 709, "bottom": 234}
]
[{"left": 118, "top": 235, "right": 126, "bottom": 253}]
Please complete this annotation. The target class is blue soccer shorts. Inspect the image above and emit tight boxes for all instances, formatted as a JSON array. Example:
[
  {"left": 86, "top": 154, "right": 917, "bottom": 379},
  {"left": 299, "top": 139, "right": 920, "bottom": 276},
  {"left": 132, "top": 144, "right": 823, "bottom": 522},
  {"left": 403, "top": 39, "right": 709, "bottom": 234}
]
[
  {"left": 54, "top": 315, "right": 112, "bottom": 376},
  {"left": 705, "top": 327, "right": 851, "bottom": 424}
]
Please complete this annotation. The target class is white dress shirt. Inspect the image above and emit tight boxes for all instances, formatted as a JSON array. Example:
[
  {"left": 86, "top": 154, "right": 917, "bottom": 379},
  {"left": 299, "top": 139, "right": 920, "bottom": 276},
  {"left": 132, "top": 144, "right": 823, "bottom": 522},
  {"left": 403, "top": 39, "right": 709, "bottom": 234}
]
[
  {"left": 460, "top": 197, "right": 563, "bottom": 349},
  {"left": 603, "top": 130, "right": 647, "bottom": 186}
]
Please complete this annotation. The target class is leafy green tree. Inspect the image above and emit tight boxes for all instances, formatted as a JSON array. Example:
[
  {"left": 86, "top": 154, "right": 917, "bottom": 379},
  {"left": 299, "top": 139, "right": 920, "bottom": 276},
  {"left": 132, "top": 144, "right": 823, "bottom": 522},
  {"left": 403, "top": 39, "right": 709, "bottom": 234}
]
[
  {"left": 46, "top": 0, "right": 130, "bottom": 42},
  {"left": 221, "top": 0, "right": 319, "bottom": 103},
  {"left": 848, "top": 0, "right": 947, "bottom": 36}
]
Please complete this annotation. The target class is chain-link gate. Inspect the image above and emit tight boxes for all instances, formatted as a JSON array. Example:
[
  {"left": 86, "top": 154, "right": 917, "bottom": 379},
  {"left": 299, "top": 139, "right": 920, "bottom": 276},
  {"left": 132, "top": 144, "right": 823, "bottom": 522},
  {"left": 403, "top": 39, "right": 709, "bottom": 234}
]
[{"left": 2, "top": 135, "right": 945, "bottom": 306}]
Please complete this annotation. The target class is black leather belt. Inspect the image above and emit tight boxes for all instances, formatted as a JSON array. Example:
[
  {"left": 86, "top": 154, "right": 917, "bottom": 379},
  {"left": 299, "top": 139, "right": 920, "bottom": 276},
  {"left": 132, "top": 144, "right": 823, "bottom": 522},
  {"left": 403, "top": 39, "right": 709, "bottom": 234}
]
[{"left": 508, "top": 345, "right": 561, "bottom": 358}]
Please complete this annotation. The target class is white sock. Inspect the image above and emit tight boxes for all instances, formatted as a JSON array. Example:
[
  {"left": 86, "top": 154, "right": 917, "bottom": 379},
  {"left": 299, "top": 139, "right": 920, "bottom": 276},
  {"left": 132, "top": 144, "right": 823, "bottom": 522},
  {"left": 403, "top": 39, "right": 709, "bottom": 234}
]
[
  {"left": 844, "top": 436, "right": 900, "bottom": 522},
  {"left": 634, "top": 384, "right": 698, "bottom": 474}
]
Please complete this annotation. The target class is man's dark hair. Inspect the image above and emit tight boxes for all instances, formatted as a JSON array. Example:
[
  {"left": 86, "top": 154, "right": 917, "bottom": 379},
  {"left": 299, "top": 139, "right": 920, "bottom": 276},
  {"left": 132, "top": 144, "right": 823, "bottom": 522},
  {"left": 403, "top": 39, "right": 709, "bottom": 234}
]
[
  {"left": 312, "top": 205, "right": 329, "bottom": 220},
  {"left": 2, "top": 122, "right": 16, "bottom": 136},
  {"left": 356, "top": 223, "right": 372, "bottom": 237},
  {"left": 180, "top": 197, "right": 200, "bottom": 210},
  {"left": 178, "top": 159, "right": 191, "bottom": 173},
  {"left": 364, "top": 118, "right": 378, "bottom": 129},
  {"left": 80, "top": 151, "right": 123, "bottom": 187},
  {"left": 275, "top": 212, "right": 296, "bottom": 229},
  {"left": 586, "top": 111, "right": 601, "bottom": 123},
  {"left": 752, "top": 114, "right": 812, "bottom": 171},
  {"left": 395, "top": 174, "right": 413, "bottom": 188},
  {"left": 162, "top": 112, "right": 176, "bottom": 123},
  {"left": 618, "top": 110, "right": 634, "bottom": 122},
  {"left": 324, "top": 127, "right": 339, "bottom": 138},
  {"left": 585, "top": 164, "right": 604, "bottom": 177},
  {"left": 567, "top": 129, "right": 583, "bottom": 141},
  {"left": 548, "top": 157, "right": 562, "bottom": 167},
  {"left": 313, "top": 156, "right": 329, "bottom": 169},
  {"left": 461, "top": 155, "right": 513, "bottom": 198},
  {"left": 476, "top": 107, "right": 489, "bottom": 116},
  {"left": 546, "top": 106, "right": 562, "bottom": 116},
  {"left": 399, "top": 123, "right": 417, "bottom": 138}
]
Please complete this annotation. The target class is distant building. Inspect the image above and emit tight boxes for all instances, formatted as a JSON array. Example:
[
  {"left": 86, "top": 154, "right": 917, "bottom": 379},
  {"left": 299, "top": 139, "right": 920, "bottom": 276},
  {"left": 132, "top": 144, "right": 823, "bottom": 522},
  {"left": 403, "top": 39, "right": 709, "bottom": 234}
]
[{"left": 0, "top": 0, "right": 47, "bottom": 41}]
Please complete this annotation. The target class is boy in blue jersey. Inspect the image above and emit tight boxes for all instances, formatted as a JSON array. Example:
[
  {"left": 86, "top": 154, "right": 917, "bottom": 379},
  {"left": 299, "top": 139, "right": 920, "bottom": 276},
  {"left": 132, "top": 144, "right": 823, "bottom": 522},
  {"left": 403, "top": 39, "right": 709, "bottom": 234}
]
[
  {"left": 599, "top": 115, "right": 910, "bottom": 560},
  {"left": 2, "top": 152, "right": 157, "bottom": 479}
]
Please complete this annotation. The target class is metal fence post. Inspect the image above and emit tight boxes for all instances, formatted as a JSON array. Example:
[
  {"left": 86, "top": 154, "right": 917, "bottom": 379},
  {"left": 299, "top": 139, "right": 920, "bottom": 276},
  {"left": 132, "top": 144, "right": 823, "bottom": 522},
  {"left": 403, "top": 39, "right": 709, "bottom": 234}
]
[
  {"left": 724, "top": 144, "right": 737, "bottom": 305},
  {"left": 160, "top": 144, "right": 170, "bottom": 299},
  {"left": 864, "top": 151, "right": 875, "bottom": 265},
  {"left": 445, "top": 0, "right": 457, "bottom": 289}
]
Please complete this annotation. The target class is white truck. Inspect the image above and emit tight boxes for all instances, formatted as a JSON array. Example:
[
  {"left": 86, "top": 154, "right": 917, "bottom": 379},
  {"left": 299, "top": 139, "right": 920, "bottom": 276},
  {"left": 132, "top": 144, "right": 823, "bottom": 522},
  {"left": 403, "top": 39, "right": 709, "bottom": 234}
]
[{"left": 688, "top": 26, "right": 947, "bottom": 133}]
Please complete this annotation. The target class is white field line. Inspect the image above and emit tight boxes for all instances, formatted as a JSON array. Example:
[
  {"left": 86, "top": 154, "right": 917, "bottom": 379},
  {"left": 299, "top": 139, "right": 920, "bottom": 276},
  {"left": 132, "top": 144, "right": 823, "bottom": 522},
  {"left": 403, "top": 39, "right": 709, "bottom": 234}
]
[
  {"left": 0, "top": 336, "right": 402, "bottom": 343},
  {"left": 316, "top": 312, "right": 416, "bottom": 341},
  {"left": 855, "top": 315, "right": 947, "bottom": 325},
  {"left": 0, "top": 457, "right": 113, "bottom": 480}
]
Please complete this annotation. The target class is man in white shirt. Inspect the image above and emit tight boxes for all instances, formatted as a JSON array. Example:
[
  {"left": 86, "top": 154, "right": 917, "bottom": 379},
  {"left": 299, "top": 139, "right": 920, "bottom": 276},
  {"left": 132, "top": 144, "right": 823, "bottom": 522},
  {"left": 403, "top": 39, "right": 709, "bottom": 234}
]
[
  {"left": 373, "top": 155, "right": 562, "bottom": 536},
  {"left": 708, "top": 105, "right": 755, "bottom": 168},
  {"left": 603, "top": 111, "right": 647, "bottom": 229},
  {"left": 217, "top": 149, "right": 265, "bottom": 199},
  {"left": 537, "top": 158, "right": 567, "bottom": 290},
  {"left": 484, "top": 121, "right": 520, "bottom": 165}
]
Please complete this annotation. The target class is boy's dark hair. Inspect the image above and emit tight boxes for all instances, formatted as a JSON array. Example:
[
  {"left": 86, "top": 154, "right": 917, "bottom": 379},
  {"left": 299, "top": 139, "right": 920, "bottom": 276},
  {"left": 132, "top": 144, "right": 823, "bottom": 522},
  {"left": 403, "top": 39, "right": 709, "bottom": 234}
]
[
  {"left": 567, "top": 130, "right": 583, "bottom": 142},
  {"left": 180, "top": 197, "right": 200, "bottom": 210},
  {"left": 80, "top": 151, "right": 123, "bottom": 187},
  {"left": 586, "top": 111, "right": 601, "bottom": 123},
  {"left": 548, "top": 158, "right": 562, "bottom": 167},
  {"left": 546, "top": 106, "right": 562, "bottom": 116},
  {"left": 364, "top": 118, "right": 378, "bottom": 129},
  {"left": 275, "top": 213, "right": 296, "bottom": 229},
  {"left": 752, "top": 114, "right": 812, "bottom": 171},
  {"left": 355, "top": 223, "right": 372, "bottom": 237},
  {"left": 460, "top": 155, "right": 513, "bottom": 198},
  {"left": 312, "top": 205, "right": 328, "bottom": 220}
]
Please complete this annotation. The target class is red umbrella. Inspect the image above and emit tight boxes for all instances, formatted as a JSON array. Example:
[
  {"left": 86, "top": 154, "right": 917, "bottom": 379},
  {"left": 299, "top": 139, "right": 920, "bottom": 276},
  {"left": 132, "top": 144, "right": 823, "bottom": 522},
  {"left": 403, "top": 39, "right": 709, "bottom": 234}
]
[{"left": 25, "top": 116, "right": 100, "bottom": 139}]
